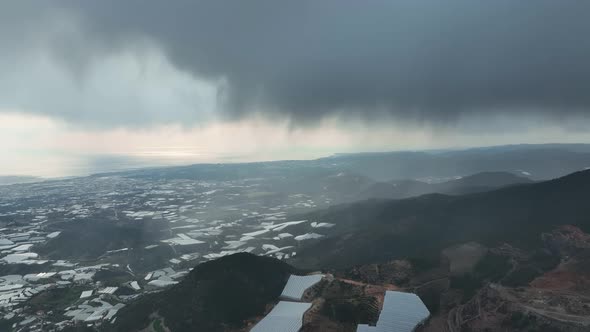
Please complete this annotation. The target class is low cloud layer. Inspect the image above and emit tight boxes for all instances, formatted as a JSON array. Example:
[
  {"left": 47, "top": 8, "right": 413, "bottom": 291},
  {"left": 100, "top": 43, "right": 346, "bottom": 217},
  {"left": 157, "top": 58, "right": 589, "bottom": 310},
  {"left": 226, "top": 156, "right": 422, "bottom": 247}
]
[{"left": 2, "top": 1, "right": 590, "bottom": 127}]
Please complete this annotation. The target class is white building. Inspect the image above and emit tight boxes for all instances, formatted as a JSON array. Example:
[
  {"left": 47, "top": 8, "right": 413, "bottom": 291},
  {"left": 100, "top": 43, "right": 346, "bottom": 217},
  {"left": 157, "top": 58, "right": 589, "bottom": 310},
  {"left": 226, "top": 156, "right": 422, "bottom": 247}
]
[
  {"left": 356, "top": 291, "right": 430, "bottom": 332},
  {"left": 250, "top": 301, "right": 312, "bottom": 332},
  {"left": 280, "top": 274, "right": 323, "bottom": 301}
]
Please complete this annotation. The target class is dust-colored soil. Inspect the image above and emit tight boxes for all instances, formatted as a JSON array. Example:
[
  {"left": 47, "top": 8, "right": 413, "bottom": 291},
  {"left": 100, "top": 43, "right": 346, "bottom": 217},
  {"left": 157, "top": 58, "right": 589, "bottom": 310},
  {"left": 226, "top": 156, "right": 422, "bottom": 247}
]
[{"left": 531, "top": 269, "right": 578, "bottom": 290}]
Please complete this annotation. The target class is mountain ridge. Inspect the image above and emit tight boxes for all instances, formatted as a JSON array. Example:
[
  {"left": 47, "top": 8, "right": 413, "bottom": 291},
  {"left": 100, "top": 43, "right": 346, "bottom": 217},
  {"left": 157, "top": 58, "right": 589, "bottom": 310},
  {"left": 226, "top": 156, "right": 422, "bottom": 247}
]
[
  {"left": 358, "top": 171, "right": 532, "bottom": 200},
  {"left": 291, "top": 169, "right": 590, "bottom": 269}
]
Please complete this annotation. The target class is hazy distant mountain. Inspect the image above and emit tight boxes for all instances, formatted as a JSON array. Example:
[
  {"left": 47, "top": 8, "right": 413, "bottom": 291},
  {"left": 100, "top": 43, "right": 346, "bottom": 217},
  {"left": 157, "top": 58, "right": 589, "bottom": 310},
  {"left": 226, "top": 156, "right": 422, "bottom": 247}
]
[
  {"left": 0, "top": 175, "right": 41, "bottom": 185},
  {"left": 358, "top": 171, "right": 533, "bottom": 200},
  {"left": 291, "top": 169, "right": 590, "bottom": 269},
  {"left": 443, "top": 171, "right": 533, "bottom": 189},
  {"left": 320, "top": 144, "right": 590, "bottom": 181},
  {"left": 104, "top": 144, "right": 590, "bottom": 184}
]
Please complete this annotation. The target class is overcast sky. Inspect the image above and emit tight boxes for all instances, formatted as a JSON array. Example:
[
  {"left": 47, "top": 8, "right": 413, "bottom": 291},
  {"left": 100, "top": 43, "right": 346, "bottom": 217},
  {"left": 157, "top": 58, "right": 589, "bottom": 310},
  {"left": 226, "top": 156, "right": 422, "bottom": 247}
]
[{"left": 2, "top": 1, "right": 590, "bottom": 176}]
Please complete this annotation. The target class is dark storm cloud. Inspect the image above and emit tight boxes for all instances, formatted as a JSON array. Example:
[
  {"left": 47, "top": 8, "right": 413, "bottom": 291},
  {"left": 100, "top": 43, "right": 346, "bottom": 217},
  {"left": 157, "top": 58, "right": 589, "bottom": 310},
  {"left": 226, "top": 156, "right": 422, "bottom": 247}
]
[{"left": 4, "top": 1, "right": 590, "bottom": 125}]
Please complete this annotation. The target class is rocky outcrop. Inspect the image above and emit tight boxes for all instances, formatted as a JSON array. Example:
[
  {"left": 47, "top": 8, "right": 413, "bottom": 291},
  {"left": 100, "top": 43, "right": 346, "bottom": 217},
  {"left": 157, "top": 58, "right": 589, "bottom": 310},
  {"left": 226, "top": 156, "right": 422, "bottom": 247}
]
[{"left": 542, "top": 225, "right": 590, "bottom": 257}]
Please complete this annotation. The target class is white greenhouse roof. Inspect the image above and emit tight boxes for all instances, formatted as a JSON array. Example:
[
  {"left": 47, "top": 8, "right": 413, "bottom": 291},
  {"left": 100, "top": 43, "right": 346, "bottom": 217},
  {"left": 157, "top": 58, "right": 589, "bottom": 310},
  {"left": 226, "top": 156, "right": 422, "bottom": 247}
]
[
  {"left": 98, "top": 287, "right": 118, "bottom": 294},
  {"left": 356, "top": 324, "right": 375, "bottom": 332},
  {"left": 280, "top": 274, "right": 323, "bottom": 301},
  {"left": 79, "top": 290, "right": 93, "bottom": 299},
  {"left": 148, "top": 279, "right": 178, "bottom": 287},
  {"left": 250, "top": 301, "right": 312, "bottom": 332},
  {"left": 356, "top": 291, "right": 430, "bottom": 332}
]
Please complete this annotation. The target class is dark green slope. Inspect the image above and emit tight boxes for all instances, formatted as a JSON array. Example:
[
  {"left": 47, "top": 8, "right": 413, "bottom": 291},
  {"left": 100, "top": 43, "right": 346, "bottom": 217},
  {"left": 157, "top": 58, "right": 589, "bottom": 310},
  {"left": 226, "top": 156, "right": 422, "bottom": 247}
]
[
  {"left": 291, "top": 169, "right": 590, "bottom": 269},
  {"left": 109, "top": 253, "right": 294, "bottom": 332}
]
